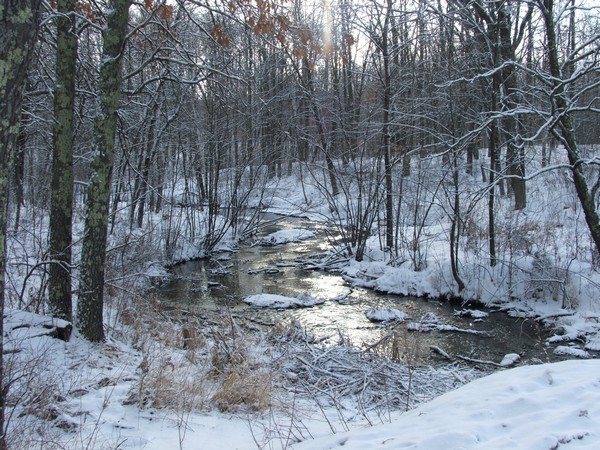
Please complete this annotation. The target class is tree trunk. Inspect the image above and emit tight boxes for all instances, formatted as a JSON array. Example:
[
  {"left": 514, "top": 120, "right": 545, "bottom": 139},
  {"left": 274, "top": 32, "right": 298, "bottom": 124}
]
[
  {"left": 540, "top": 0, "right": 600, "bottom": 255},
  {"left": 382, "top": 0, "right": 394, "bottom": 249},
  {"left": 49, "top": 0, "right": 78, "bottom": 322},
  {"left": 0, "top": 2, "right": 43, "bottom": 446},
  {"left": 450, "top": 151, "right": 465, "bottom": 291},
  {"left": 489, "top": 122, "right": 499, "bottom": 267},
  {"left": 299, "top": 55, "right": 339, "bottom": 197},
  {"left": 382, "top": 60, "right": 393, "bottom": 249},
  {"left": 498, "top": 3, "right": 527, "bottom": 210},
  {"left": 77, "top": 0, "right": 132, "bottom": 342}
]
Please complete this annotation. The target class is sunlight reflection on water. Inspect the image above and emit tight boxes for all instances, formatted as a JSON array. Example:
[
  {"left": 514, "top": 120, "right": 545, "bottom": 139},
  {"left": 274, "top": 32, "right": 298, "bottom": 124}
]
[{"left": 158, "top": 216, "right": 556, "bottom": 367}]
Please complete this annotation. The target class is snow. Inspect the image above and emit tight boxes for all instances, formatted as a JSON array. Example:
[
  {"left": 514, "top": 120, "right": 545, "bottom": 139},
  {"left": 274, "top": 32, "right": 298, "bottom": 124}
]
[
  {"left": 365, "top": 307, "right": 409, "bottom": 323},
  {"left": 293, "top": 359, "right": 600, "bottom": 449},
  {"left": 256, "top": 228, "right": 316, "bottom": 246},
  {"left": 554, "top": 345, "right": 591, "bottom": 358},
  {"left": 244, "top": 292, "right": 325, "bottom": 308},
  {"left": 7, "top": 151, "right": 600, "bottom": 448},
  {"left": 585, "top": 333, "right": 600, "bottom": 351},
  {"left": 499, "top": 353, "right": 521, "bottom": 367},
  {"left": 7, "top": 308, "right": 600, "bottom": 450},
  {"left": 454, "top": 309, "right": 490, "bottom": 319}
]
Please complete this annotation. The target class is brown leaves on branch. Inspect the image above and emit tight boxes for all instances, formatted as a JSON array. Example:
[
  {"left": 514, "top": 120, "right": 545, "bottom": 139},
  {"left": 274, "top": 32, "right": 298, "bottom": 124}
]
[
  {"left": 75, "top": 1, "right": 96, "bottom": 21},
  {"left": 208, "top": 0, "right": 355, "bottom": 71},
  {"left": 142, "top": 0, "right": 174, "bottom": 23},
  {"left": 343, "top": 33, "right": 355, "bottom": 47},
  {"left": 211, "top": 23, "right": 231, "bottom": 47}
]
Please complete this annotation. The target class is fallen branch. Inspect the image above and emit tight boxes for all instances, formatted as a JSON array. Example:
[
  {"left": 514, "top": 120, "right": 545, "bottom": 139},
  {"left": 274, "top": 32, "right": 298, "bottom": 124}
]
[{"left": 430, "top": 345, "right": 502, "bottom": 367}]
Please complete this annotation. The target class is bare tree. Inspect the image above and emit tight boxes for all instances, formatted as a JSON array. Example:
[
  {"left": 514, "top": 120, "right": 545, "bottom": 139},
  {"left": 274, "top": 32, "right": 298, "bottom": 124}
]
[{"left": 537, "top": 0, "right": 600, "bottom": 254}]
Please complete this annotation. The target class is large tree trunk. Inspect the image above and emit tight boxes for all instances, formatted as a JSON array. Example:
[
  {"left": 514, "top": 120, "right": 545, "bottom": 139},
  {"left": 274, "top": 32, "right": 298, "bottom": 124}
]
[
  {"left": 49, "top": 0, "right": 78, "bottom": 322},
  {"left": 0, "top": 2, "right": 43, "bottom": 447},
  {"left": 497, "top": 3, "right": 527, "bottom": 210},
  {"left": 77, "top": 0, "right": 132, "bottom": 342}
]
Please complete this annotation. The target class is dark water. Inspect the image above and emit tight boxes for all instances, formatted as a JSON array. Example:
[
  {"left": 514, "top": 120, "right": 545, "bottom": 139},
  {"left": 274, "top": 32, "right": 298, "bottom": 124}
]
[{"left": 157, "top": 216, "right": 557, "bottom": 367}]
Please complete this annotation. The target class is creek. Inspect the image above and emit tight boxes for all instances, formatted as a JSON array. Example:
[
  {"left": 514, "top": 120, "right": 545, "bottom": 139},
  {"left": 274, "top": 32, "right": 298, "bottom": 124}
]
[{"left": 157, "top": 214, "right": 559, "bottom": 367}]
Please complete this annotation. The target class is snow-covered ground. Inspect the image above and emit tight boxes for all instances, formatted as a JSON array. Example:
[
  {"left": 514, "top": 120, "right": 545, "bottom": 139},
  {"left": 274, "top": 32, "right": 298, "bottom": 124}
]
[
  {"left": 6, "top": 150, "right": 600, "bottom": 448},
  {"left": 293, "top": 359, "right": 600, "bottom": 450},
  {"left": 5, "top": 311, "right": 599, "bottom": 449}
]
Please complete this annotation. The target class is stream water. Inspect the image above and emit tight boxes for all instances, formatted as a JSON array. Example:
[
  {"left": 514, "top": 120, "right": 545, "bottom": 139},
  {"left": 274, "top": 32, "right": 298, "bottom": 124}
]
[{"left": 157, "top": 215, "right": 559, "bottom": 367}]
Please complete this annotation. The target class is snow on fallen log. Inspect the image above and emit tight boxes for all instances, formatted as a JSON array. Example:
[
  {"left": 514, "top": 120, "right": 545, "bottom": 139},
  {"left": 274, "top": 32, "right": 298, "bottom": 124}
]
[
  {"left": 499, "top": 353, "right": 521, "bottom": 367},
  {"left": 243, "top": 292, "right": 325, "bottom": 309},
  {"left": 453, "top": 309, "right": 489, "bottom": 319},
  {"left": 408, "top": 313, "right": 490, "bottom": 336},
  {"left": 553, "top": 345, "right": 590, "bottom": 358},
  {"left": 365, "top": 308, "right": 409, "bottom": 323},
  {"left": 254, "top": 228, "right": 315, "bottom": 246},
  {"left": 4, "top": 309, "right": 73, "bottom": 345},
  {"left": 430, "top": 345, "right": 513, "bottom": 368}
]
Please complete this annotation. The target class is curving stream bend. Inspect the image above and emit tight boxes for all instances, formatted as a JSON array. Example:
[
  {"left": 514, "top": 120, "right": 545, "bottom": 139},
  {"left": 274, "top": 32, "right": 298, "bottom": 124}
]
[{"left": 157, "top": 215, "right": 558, "bottom": 367}]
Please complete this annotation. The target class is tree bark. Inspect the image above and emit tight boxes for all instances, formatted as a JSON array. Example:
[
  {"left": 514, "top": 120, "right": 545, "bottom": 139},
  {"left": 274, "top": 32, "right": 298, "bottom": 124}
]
[
  {"left": 382, "top": 0, "right": 394, "bottom": 249},
  {"left": 497, "top": 2, "right": 527, "bottom": 210},
  {"left": 489, "top": 122, "right": 499, "bottom": 267},
  {"left": 540, "top": 0, "right": 600, "bottom": 255},
  {"left": 77, "top": 0, "right": 132, "bottom": 342},
  {"left": 0, "top": 2, "right": 43, "bottom": 446},
  {"left": 49, "top": 0, "right": 78, "bottom": 322},
  {"left": 451, "top": 151, "right": 465, "bottom": 291}
]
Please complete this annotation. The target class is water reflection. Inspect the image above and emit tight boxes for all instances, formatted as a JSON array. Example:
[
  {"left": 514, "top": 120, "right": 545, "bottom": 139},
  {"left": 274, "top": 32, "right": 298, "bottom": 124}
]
[{"left": 158, "top": 216, "right": 556, "bottom": 367}]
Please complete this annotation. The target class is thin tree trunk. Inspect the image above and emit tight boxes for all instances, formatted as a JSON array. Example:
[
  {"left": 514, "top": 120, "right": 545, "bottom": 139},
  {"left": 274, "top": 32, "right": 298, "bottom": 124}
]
[
  {"left": 450, "top": 151, "right": 465, "bottom": 291},
  {"left": 489, "top": 122, "right": 499, "bottom": 267},
  {"left": 77, "top": 0, "right": 132, "bottom": 342},
  {"left": 13, "top": 124, "right": 26, "bottom": 231},
  {"left": 498, "top": 3, "right": 527, "bottom": 210},
  {"left": 382, "top": 0, "right": 394, "bottom": 249},
  {"left": 49, "top": 0, "right": 78, "bottom": 322},
  {"left": 301, "top": 56, "right": 339, "bottom": 197}
]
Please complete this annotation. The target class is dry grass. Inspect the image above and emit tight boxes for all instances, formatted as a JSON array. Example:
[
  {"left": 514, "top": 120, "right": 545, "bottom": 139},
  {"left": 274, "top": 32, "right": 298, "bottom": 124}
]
[
  {"left": 120, "top": 302, "right": 275, "bottom": 415},
  {"left": 212, "top": 367, "right": 271, "bottom": 412}
]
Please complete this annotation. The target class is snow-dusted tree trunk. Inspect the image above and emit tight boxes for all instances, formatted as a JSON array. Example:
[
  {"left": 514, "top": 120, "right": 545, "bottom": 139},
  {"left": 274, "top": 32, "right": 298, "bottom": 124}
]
[
  {"left": 0, "top": 2, "right": 43, "bottom": 445},
  {"left": 77, "top": 0, "right": 132, "bottom": 342},
  {"left": 538, "top": 0, "right": 600, "bottom": 255},
  {"left": 49, "top": 0, "right": 78, "bottom": 322}
]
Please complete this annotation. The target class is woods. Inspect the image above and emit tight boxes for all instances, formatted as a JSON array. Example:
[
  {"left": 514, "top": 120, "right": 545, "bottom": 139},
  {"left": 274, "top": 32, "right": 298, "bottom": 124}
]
[
  {"left": 0, "top": 0, "right": 599, "bottom": 445},
  {"left": 2, "top": 0, "right": 598, "bottom": 330}
]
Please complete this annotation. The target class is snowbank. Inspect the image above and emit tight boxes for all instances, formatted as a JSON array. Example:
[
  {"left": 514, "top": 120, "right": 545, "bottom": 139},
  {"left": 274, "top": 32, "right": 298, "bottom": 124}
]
[{"left": 293, "top": 359, "right": 600, "bottom": 449}]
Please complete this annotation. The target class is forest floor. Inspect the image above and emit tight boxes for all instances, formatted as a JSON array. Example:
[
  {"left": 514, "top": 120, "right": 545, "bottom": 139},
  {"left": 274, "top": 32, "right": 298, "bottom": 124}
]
[{"left": 6, "top": 159, "right": 600, "bottom": 449}]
